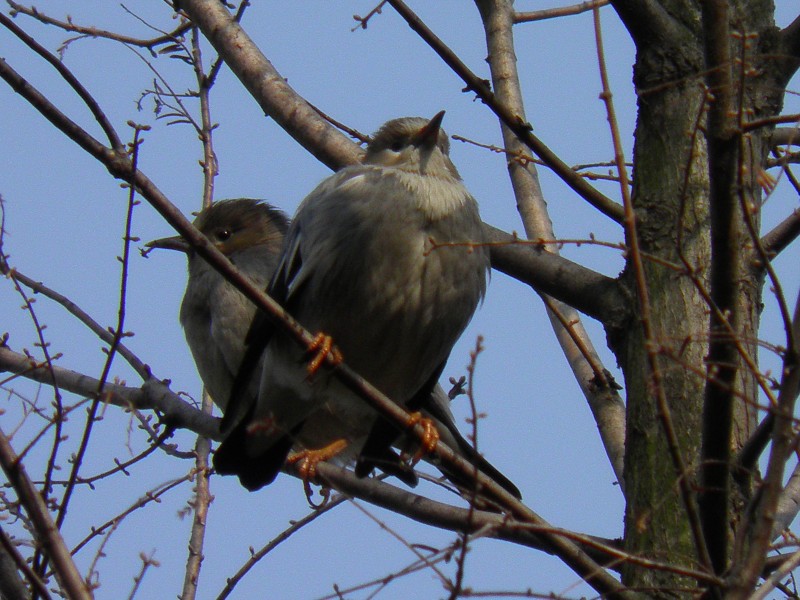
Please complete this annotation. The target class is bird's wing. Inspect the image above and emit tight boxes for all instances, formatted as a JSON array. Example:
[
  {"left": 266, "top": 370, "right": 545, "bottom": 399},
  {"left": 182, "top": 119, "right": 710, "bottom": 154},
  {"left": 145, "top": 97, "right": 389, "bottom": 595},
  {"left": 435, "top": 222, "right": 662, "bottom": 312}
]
[
  {"left": 214, "top": 214, "right": 313, "bottom": 488},
  {"left": 218, "top": 231, "right": 298, "bottom": 437},
  {"left": 218, "top": 308, "right": 269, "bottom": 435},
  {"left": 218, "top": 207, "right": 309, "bottom": 432}
]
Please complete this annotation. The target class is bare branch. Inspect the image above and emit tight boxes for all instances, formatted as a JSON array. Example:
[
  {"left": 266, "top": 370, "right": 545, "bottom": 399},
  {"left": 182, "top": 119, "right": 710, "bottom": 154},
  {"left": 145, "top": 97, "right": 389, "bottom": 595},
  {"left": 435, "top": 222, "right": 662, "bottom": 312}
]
[
  {"left": 749, "top": 547, "right": 800, "bottom": 600},
  {"left": 514, "top": 0, "right": 609, "bottom": 24},
  {"left": 1, "top": 261, "right": 150, "bottom": 380},
  {"left": 476, "top": 1, "right": 628, "bottom": 491},
  {"left": 609, "top": 0, "right": 690, "bottom": 49},
  {"left": 761, "top": 207, "right": 800, "bottom": 258},
  {"left": 771, "top": 127, "right": 800, "bottom": 148},
  {"left": 215, "top": 494, "right": 347, "bottom": 599},
  {"left": 0, "top": 524, "right": 45, "bottom": 599},
  {"left": 773, "top": 461, "right": 800, "bottom": 539},
  {"left": 181, "top": 393, "right": 213, "bottom": 600},
  {"left": 6, "top": 0, "right": 192, "bottom": 50},
  {"left": 698, "top": 0, "right": 742, "bottom": 580},
  {"left": 178, "top": 0, "right": 361, "bottom": 170},
  {"left": 730, "top": 288, "right": 800, "bottom": 597},
  {"left": 778, "top": 14, "right": 800, "bottom": 83},
  {"left": 0, "top": 428, "right": 91, "bottom": 599},
  {"left": 474, "top": 0, "right": 627, "bottom": 494},
  {"left": 0, "top": 11, "right": 123, "bottom": 151},
  {"left": 63, "top": 129, "right": 144, "bottom": 515},
  {"left": 384, "top": 0, "right": 624, "bottom": 224},
  {"left": 0, "top": 344, "right": 220, "bottom": 440}
]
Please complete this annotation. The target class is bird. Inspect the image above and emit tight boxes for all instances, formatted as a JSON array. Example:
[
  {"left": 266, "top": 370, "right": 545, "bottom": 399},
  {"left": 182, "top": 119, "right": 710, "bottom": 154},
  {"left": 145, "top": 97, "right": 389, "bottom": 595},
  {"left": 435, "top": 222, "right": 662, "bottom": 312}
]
[
  {"left": 212, "top": 112, "right": 521, "bottom": 501},
  {"left": 145, "top": 198, "right": 290, "bottom": 410}
]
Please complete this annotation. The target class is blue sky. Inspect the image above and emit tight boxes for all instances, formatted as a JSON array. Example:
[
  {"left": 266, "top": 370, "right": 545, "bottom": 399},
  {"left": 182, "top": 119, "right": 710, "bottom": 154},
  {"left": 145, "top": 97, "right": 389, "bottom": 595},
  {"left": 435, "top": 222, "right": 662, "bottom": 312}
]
[{"left": 1, "top": 2, "right": 798, "bottom": 598}]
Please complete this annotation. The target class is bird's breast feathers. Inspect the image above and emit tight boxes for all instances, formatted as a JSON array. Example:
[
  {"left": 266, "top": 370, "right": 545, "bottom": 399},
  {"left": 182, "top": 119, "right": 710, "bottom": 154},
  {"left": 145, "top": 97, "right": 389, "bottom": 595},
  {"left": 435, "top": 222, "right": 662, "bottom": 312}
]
[{"left": 335, "top": 166, "right": 474, "bottom": 221}]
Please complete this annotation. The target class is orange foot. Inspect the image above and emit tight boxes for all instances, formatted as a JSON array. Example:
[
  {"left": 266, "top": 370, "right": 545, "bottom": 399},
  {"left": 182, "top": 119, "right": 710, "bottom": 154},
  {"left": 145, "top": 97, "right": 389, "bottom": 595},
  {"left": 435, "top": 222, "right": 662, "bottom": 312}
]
[
  {"left": 287, "top": 439, "right": 349, "bottom": 481},
  {"left": 406, "top": 412, "right": 439, "bottom": 465},
  {"left": 305, "top": 332, "right": 343, "bottom": 377}
]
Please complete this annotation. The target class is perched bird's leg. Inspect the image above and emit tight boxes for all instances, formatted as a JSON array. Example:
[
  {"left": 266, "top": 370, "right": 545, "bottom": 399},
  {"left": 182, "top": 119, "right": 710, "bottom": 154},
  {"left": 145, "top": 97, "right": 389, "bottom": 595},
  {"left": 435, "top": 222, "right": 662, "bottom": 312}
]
[
  {"left": 287, "top": 439, "right": 349, "bottom": 480},
  {"left": 406, "top": 412, "right": 440, "bottom": 465},
  {"left": 305, "top": 332, "right": 343, "bottom": 377}
]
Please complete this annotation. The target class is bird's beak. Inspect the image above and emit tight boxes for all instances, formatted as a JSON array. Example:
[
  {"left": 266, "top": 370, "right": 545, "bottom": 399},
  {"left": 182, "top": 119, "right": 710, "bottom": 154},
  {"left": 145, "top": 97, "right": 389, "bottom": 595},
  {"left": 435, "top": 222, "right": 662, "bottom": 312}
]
[
  {"left": 412, "top": 110, "right": 446, "bottom": 149},
  {"left": 145, "top": 235, "right": 191, "bottom": 253}
]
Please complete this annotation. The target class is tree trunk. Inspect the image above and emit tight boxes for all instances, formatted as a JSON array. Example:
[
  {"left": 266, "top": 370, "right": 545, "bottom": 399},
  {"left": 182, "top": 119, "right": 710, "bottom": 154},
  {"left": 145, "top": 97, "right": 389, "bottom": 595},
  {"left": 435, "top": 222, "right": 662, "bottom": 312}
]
[{"left": 610, "top": 1, "right": 784, "bottom": 593}]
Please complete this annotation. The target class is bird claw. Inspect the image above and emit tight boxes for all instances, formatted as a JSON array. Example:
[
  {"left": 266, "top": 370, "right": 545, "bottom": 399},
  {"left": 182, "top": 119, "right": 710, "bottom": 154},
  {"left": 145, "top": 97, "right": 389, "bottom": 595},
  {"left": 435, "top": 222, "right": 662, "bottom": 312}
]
[
  {"left": 305, "top": 332, "right": 343, "bottom": 377},
  {"left": 287, "top": 439, "right": 348, "bottom": 481},
  {"left": 406, "top": 412, "right": 439, "bottom": 465}
]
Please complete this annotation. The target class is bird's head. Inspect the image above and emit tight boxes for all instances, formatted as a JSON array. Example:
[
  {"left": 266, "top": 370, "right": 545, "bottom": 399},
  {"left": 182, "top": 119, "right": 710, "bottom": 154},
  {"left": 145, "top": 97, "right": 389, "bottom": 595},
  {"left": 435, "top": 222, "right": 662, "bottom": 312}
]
[
  {"left": 363, "top": 111, "right": 460, "bottom": 179},
  {"left": 146, "top": 198, "right": 289, "bottom": 258}
]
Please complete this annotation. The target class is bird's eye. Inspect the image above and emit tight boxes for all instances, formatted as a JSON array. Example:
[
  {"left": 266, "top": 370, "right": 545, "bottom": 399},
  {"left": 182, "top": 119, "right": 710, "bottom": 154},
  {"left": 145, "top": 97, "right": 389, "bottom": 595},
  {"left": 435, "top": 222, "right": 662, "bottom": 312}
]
[
  {"left": 389, "top": 140, "right": 404, "bottom": 152},
  {"left": 216, "top": 229, "right": 232, "bottom": 242}
]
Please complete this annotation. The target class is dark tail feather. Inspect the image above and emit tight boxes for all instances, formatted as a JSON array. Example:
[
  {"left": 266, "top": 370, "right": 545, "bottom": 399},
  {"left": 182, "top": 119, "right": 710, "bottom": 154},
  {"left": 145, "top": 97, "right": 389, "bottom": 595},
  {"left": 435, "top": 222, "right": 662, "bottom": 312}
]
[
  {"left": 355, "top": 427, "right": 419, "bottom": 487},
  {"left": 419, "top": 385, "right": 522, "bottom": 502},
  {"left": 435, "top": 435, "right": 522, "bottom": 501},
  {"left": 356, "top": 365, "right": 444, "bottom": 484},
  {"left": 213, "top": 421, "right": 296, "bottom": 491}
]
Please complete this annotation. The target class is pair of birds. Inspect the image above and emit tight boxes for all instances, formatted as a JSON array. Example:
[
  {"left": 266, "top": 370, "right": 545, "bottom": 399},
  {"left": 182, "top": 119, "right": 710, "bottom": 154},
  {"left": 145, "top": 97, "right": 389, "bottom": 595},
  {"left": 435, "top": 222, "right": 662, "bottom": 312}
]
[{"left": 148, "top": 113, "right": 521, "bottom": 501}]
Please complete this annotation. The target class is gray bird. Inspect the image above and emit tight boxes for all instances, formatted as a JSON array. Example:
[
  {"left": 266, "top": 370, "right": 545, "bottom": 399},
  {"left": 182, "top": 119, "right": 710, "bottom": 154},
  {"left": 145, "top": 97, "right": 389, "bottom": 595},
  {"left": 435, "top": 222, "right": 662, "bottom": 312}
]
[
  {"left": 146, "top": 198, "right": 289, "bottom": 409},
  {"left": 213, "top": 113, "right": 521, "bottom": 500}
]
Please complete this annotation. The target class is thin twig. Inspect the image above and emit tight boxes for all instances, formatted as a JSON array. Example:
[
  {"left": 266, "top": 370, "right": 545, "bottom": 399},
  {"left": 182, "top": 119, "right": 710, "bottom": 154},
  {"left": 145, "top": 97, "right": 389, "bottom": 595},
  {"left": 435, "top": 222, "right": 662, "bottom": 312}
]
[
  {"left": 351, "top": 0, "right": 389, "bottom": 31},
  {"left": 54, "top": 125, "right": 146, "bottom": 533},
  {"left": 0, "top": 11, "right": 123, "bottom": 150},
  {"left": 7, "top": 0, "right": 191, "bottom": 51},
  {"left": 127, "top": 551, "right": 159, "bottom": 600},
  {"left": 70, "top": 475, "right": 192, "bottom": 558},
  {"left": 181, "top": 394, "right": 212, "bottom": 600},
  {"left": 215, "top": 495, "right": 347, "bottom": 599},
  {"left": 1, "top": 265, "right": 150, "bottom": 379},
  {"left": 44, "top": 427, "right": 176, "bottom": 489}
]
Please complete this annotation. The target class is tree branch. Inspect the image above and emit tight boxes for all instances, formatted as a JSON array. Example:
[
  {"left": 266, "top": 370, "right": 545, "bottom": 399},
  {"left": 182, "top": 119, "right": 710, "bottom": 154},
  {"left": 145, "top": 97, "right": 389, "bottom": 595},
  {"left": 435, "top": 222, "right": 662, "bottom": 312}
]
[
  {"left": 384, "top": 0, "right": 624, "bottom": 224},
  {"left": 0, "top": 344, "right": 221, "bottom": 440},
  {"left": 0, "top": 525, "right": 41, "bottom": 600},
  {"left": 0, "top": 11, "right": 123, "bottom": 151},
  {"left": 473, "top": 0, "right": 627, "bottom": 492},
  {"left": 514, "top": 0, "right": 609, "bottom": 24},
  {"left": 485, "top": 226, "right": 630, "bottom": 327},
  {"left": 773, "top": 460, "right": 800, "bottom": 540},
  {"left": 778, "top": 14, "right": 800, "bottom": 84},
  {"left": 609, "top": 0, "right": 690, "bottom": 49},
  {"left": 6, "top": 0, "right": 192, "bottom": 49},
  {"left": 698, "top": 0, "right": 740, "bottom": 580},
  {"left": 175, "top": 0, "right": 361, "bottom": 171},
  {"left": 729, "top": 288, "right": 800, "bottom": 597},
  {"left": 0, "top": 429, "right": 90, "bottom": 599},
  {"left": 761, "top": 207, "right": 800, "bottom": 258}
]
